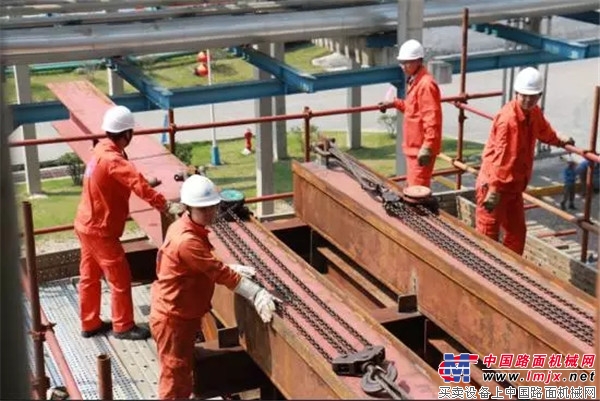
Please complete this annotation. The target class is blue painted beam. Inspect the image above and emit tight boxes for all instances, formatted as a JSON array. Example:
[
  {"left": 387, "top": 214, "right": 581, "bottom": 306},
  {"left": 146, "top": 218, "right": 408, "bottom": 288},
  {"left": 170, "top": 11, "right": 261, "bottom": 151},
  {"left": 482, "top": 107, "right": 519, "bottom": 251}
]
[
  {"left": 108, "top": 57, "right": 173, "bottom": 110},
  {"left": 472, "top": 23, "right": 589, "bottom": 60},
  {"left": 437, "top": 39, "right": 599, "bottom": 74},
  {"left": 365, "top": 32, "right": 396, "bottom": 48},
  {"left": 561, "top": 11, "right": 600, "bottom": 25},
  {"left": 230, "top": 46, "right": 317, "bottom": 93},
  {"left": 312, "top": 66, "right": 404, "bottom": 91}
]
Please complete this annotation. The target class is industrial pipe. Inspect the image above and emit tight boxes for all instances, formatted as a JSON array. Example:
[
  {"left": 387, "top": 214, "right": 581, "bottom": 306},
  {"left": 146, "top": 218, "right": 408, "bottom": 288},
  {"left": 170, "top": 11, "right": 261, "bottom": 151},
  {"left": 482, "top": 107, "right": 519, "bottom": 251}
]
[
  {"left": 22, "top": 201, "right": 49, "bottom": 400},
  {"left": 97, "top": 354, "right": 113, "bottom": 400},
  {"left": 580, "top": 86, "right": 599, "bottom": 262}
]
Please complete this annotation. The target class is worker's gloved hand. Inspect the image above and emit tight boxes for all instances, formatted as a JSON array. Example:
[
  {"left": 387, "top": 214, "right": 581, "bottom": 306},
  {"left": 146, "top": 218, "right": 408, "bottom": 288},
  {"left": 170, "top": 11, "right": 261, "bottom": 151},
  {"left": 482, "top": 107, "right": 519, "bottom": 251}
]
[
  {"left": 377, "top": 101, "right": 390, "bottom": 113},
  {"left": 558, "top": 136, "right": 575, "bottom": 147},
  {"left": 147, "top": 177, "right": 162, "bottom": 188},
  {"left": 229, "top": 264, "right": 256, "bottom": 278},
  {"left": 165, "top": 201, "right": 186, "bottom": 217},
  {"left": 234, "top": 277, "right": 282, "bottom": 323},
  {"left": 482, "top": 190, "right": 501, "bottom": 213},
  {"left": 417, "top": 147, "right": 433, "bottom": 166}
]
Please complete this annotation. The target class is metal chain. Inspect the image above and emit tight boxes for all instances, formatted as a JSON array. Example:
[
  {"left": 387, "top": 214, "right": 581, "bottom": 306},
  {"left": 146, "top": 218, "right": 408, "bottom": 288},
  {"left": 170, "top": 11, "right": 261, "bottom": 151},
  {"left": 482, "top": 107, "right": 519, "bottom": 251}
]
[
  {"left": 331, "top": 152, "right": 594, "bottom": 345},
  {"left": 224, "top": 207, "right": 372, "bottom": 347},
  {"left": 212, "top": 216, "right": 360, "bottom": 359}
]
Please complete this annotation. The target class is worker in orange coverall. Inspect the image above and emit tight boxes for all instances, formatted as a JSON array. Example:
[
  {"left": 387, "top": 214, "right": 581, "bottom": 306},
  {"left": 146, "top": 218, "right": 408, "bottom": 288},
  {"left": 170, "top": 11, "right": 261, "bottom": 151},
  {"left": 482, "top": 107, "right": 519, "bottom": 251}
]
[
  {"left": 379, "top": 39, "right": 442, "bottom": 187},
  {"left": 150, "top": 174, "right": 281, "bottom": 399},
  {"left": 75, "top": 105, "right": 184, "bottom": 341},
  {"left": 475, "top": 67, "right": 574, "bottom": 255}
]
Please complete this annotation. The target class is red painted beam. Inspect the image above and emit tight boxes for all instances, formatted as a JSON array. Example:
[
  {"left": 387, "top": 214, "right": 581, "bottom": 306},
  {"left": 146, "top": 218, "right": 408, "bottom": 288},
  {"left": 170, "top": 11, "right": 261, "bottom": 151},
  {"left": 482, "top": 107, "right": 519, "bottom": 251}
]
[{"left": 48, "top": 81, "right": 185, "bottom": 245}]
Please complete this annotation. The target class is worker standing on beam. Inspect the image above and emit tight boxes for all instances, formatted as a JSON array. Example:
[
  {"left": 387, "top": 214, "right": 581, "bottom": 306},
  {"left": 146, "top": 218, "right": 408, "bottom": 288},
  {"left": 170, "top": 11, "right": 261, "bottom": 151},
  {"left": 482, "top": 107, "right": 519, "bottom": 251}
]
[
  {"left": 475, "top": 67, "right": 574, "bottom": 255},
  {"left": 379, "top": 39, "right": 443, "bottom": 187},
  {"left": 150, "top": 174, "right": 281, "bottom": 399},
  {"left": 75, "top": 105, "right": 184, "bottom": 341}
]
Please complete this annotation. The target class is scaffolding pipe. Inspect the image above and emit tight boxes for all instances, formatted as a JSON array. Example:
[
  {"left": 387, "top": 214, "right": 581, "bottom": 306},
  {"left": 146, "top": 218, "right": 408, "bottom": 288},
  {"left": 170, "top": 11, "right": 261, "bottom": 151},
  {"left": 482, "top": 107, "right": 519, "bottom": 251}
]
[
  {"left": 19, "top": 264, "right": 85, "bottom": 400},
  {"left": 580, "top": 85, "right": 599, "bottom": 263},
  {"left": 97, "top": 354, "right": 113, "bottom": 400},
  {"left": 22, "top": 201, "right": 49, "bottom": 400},
  {"left": 303, "top": 106, "right": 312, "bottom": 162},
  {"left": 456, "top": 7, "right": 469, "bottom": 190},
  {"left": 536, "top": 229, "right": 578, "bottom": 239},
  {"left": 9, "top": 90, "right": 503, "bottom": 148}
]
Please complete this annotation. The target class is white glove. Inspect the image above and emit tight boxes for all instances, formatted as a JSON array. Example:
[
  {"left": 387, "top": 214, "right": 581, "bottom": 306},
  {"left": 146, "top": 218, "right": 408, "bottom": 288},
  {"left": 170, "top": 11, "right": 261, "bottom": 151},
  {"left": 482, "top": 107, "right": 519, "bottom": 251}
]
[
  {"left": 165, "top": 201, "right": 186, "bottom": 217},
  {"left": 229, "top": 264, "right": 256, "bottom": 278},
  {"left": 234, "top": 277, "right": 281, "bottom": 323}
]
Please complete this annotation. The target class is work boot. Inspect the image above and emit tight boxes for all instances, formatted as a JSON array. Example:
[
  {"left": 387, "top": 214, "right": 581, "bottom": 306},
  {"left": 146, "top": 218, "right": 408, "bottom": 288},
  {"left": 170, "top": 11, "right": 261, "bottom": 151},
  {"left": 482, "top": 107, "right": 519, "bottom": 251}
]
[
  {"left": 569, "top": 204, "right": 576, "bottom": 210},
  {"left": 112, "top": 325, "right": 151, "bottom": 341},
  {"left": 81, "top": 321, "right": 112, "bottom": 338},
  {"left": 560, "top": 202, "right": 566, "bottom": 210}
]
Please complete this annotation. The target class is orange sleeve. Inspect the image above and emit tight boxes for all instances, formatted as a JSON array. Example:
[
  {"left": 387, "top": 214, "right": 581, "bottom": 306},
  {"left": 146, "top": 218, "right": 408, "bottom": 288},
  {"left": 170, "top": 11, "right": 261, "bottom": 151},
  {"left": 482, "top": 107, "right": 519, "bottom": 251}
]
[
  {"left": 419, "top": 82, "right": 442, "bottom": 151},
  {"left": 178, "top": 235, "right": 241, "bottom": 290},
  {"left": 486, "top": 119, "right": 515, "bottom": 192},
  {"left": 534, "top": 113, "right": 562, "bottom": 147},
  {"left": 108, "top": 157, "right": 167, "bottom": 211},
  {"left": 393, "top": 98, "right": 405, "bottom": 113}
]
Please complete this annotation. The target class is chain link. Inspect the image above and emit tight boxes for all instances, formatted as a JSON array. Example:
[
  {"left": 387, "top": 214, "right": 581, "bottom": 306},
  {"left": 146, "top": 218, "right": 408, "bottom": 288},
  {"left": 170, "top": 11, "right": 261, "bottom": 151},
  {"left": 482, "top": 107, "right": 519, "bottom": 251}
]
[
  {"left": 333, "top": 151, "right": 594, "bottom": 346},
  {"left": 213, "top": 213, "right": 367, "bottom": 360}
]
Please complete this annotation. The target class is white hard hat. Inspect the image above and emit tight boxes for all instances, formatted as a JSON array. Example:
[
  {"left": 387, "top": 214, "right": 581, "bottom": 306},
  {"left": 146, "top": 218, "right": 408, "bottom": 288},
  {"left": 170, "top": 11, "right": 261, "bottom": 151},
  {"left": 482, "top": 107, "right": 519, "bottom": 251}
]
[
  {"left": 102, "top": 105, "right": 135, "bottom": 134},
  {"left": 397, "top": 39, "right": 424, "bottom": 61},
  {"left": 513, "top": 67, "right": 543, "bottom": 95},
  {"left": 180, "top": 175, "right": 221, "bottom": 208}
]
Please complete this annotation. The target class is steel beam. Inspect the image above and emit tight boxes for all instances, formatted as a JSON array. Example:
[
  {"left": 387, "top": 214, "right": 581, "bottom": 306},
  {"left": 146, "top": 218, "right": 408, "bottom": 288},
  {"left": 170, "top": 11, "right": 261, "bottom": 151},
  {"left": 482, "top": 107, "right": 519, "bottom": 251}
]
[
  {"left": 108, "top": 57, "right": 173, "bottom": 110},
  {"left": 206, "top": 218, "right": 442, "bottom": 399},
  {"left": 437, "top": 39, "right": 600, "bottom": 74},
  {"left": 561, "top": 11, "right": 600, "bottom": 25},
  {"left": 472, "top": 22, "right": 590, "bottom": 59},
  {"left": 230, "top": 46, "right": 317, "bottom": 93},
  {"left": 9, "top": 66, "right": 403, "bottom": 129},
  {"left": 293, "top": 160, "right": 596, "bottom": 388}
]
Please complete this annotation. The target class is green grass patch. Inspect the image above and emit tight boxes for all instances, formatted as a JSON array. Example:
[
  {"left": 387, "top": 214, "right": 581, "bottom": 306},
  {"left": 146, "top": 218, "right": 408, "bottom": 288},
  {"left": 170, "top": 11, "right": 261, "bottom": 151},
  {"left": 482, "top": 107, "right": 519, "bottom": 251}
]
[
  {"left": 3, "top": 45, "right": 332, "bottom": 103},
  {"left": 16, "top": 132, "right": 482, "bottom": 233}
]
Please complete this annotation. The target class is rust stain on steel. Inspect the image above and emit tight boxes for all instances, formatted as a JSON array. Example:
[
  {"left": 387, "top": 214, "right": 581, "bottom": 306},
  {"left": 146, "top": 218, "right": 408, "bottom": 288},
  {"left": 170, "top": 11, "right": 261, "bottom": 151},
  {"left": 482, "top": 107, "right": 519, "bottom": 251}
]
[
  {"left": 48, "top": 80, "right": 186, "bottom": 246},
  {"left": 207, "top": 219, "right": 441, "bottom": 399},
  {"left": 292, "top": 161, "right": 595, "bottom": 387}
]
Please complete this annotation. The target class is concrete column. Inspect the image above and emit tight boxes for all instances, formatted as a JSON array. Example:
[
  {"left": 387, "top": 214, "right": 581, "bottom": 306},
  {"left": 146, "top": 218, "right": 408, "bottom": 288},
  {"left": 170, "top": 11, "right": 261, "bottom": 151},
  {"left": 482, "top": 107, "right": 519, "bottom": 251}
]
[
  {"left": 270, "top": 42, "right": 288, "bottom": 160},
  {"left": 254, "top": 43, "right": 275, "bottom": 217},
  {"left": 107, "top": 68, "right": 124, "bottom": 96},
  {"left": 345, "top": 44, "right": 361, "bottom": 149},
  {"left": 395, "top": 0, "right": 424, "bottom": 176},
  {"left": 13, "top": 65, "right": 43, "bottom": 196}
]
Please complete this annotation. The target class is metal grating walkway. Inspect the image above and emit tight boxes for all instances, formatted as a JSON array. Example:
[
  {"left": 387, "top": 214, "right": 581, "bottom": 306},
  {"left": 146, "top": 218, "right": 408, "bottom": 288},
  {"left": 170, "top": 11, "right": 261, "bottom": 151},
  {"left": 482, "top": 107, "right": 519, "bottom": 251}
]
[{"left": 38, "top": 279, "right": 159, "bottom": 399}]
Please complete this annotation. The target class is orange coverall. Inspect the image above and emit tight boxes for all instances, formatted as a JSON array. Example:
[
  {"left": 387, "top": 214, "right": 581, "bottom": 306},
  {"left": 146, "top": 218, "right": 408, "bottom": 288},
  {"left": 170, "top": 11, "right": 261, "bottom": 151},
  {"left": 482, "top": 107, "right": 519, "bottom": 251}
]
[
  {"left": 150, "top": 213, "right": 241, "bottom": 399},
  {"left": 476, "top": 99, "right": 562, "bottom": 255},
  {"left": 74, "top": 139, "right": 167, "bottom": 333},
  {"left": 392, "top": 67, "right": 443, "bottom": 187}
]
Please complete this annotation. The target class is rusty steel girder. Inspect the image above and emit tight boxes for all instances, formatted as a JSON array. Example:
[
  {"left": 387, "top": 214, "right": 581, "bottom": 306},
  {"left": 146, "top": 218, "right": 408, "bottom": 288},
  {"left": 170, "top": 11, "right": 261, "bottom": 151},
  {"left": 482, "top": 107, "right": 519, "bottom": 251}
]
[
  {"left": 292, "top": 160, "right": 596, "bottom": 388},
  {"left": 207, "top": 217, "right": 443, "bottom": 399}
]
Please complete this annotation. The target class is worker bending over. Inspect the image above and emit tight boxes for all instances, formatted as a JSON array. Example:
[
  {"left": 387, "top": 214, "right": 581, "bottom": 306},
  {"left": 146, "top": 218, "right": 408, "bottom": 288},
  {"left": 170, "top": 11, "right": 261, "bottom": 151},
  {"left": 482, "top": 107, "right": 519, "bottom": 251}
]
[
  {"left": 379, "top": 39, "right": 443, "bottom": 187},
  {"left": 150, "top": 175, "right": 280, "bottom": 399},
  {"left": 475, "top": 67, "right": 574, "bottom": 255},
  {"left": 75, "top": 105, "right": 184, "bottom": 341}
]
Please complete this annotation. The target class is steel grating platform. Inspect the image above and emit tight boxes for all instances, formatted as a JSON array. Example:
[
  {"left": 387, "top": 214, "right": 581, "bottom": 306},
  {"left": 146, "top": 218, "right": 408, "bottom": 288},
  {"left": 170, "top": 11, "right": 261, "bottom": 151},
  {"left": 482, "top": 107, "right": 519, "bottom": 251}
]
[{"left": 38, "top": 278, "right": 159, "bottom": 399}]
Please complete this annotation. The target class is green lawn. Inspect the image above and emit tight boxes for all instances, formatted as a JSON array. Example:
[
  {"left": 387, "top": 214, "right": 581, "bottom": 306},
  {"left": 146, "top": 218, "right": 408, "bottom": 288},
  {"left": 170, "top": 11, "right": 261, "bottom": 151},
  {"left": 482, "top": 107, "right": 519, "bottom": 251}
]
[
  {"left": 3, "top": 44, "right": 332, "bottom": 103},
  {"left": 15, "top": 132, "right": 483, "bottom": 234}
]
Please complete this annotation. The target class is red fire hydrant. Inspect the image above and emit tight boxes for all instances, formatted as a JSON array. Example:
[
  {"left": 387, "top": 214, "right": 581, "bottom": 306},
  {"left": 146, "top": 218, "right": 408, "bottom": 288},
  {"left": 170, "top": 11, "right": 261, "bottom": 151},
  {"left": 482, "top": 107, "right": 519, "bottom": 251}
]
[{"left": 244, "top": 128, "right": 253, "bottom": 152}]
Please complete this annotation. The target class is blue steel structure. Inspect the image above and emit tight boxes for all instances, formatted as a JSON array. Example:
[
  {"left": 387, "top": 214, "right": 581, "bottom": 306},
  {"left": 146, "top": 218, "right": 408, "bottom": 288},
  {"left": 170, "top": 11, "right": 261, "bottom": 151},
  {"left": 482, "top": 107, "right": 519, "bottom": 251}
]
[{"left": 7, "top": 10, "right": 600, "bottom": 130}]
